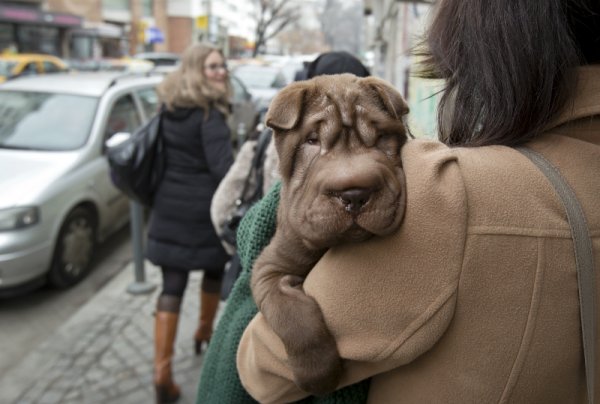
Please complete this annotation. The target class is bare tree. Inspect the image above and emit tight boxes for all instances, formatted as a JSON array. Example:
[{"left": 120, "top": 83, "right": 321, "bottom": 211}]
[
  {"left": 253, "top": 0, "right": 300, "bottom": 56},
  {"left": 319, "top": 0, "right": 364, "bottom": 55}
]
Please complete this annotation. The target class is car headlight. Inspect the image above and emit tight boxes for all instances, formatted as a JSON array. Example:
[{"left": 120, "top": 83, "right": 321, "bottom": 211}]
[{"left": 0, "top": 207, "right": 40, "bottom": 231}]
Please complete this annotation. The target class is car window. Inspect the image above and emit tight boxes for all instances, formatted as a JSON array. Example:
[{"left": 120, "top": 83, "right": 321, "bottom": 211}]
[
  {"left": 0, "top": 90, "right": 98, "bottom": 151},
  {"left": 234, "top": 66, "right": 280, "bottom": 89},
  {"left": 21, "top": 62, "right": 38, "bottom": 76},
  {"left": 136, "top": 87, "right": 160, "bottom": 119},
  {"left": 272, "top": 73, "right": 288, "bottom": 88},
  {"left": 152, "top": 58, "right": 179, "bottom": 66},
  {"left": 43, "top": 61, "right": 61, "bottom": 73},
  {"left": 0, "top": 60, "right": 17, "bottom": 76},
  {"left": 105, "top": 94, "right": 142, "bottom": 138}
]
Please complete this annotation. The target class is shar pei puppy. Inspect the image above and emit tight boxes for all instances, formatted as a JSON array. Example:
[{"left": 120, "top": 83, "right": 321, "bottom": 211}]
[{"left": 251, "top": 73, "right": 409, "bottom": 396}]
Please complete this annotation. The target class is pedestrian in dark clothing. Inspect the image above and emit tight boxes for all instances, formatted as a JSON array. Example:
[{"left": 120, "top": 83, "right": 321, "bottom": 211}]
[
  {"left": 147, "top": 42, "right": 233, "bottom": 404},
  {"left": 293, "top": 61, "right": 310, "bottom": 81},
  {"left": 305, "top": 51, "right": 371, "bottom": 79}
]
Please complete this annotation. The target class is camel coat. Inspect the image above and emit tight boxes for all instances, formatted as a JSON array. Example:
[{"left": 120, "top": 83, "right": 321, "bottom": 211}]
[{"left": 237, "top": 66, "right": 600, "bottom": 403}]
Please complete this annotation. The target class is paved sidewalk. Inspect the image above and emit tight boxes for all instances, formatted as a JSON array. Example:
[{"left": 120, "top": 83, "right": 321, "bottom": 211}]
[{"left": 0, "top": 262, "right": 222, "bottom": 404}]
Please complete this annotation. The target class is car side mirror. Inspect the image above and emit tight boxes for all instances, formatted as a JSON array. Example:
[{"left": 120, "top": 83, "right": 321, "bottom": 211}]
[{"left": 105, "top": 132, "right": 131, "bottom": 149}]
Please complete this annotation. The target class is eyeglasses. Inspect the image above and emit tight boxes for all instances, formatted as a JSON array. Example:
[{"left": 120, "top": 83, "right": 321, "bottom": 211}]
[{"left": 204, "top": 63, "right": 228, "bottom": 72}]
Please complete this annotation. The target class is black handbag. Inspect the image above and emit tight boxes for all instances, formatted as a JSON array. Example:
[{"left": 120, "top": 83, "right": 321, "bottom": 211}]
[{"left": 107, "top": 109, "right": 165, "bottom": 207}]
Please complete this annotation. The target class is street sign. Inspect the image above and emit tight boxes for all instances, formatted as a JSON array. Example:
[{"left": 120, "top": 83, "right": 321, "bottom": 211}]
[
  {"left": 196, "top": 15, "right": 208, "bottom": 30},
  {"left": 145, "top": 27, "right": 164, "bottom": 44}
]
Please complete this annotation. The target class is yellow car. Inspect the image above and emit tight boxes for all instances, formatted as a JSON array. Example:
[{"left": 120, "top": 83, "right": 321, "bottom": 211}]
[{"left": 0, "top": 53, "right": 68, "bottom": 83}]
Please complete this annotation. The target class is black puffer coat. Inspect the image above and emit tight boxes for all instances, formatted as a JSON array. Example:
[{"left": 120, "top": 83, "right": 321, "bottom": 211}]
[{"left": 146, "top": 106, "right": 233, "bottom": 274}]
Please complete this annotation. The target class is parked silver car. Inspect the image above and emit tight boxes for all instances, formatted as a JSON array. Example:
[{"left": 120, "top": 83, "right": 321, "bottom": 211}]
[
  {"left": 0, "top": 72, "right": 163, "bottom": 294},
  {"left": 229, "top": 74, "right": 260, "bottom": 146},
  {"left": 232, "top": 63, "right": 288, "bottom": 124}
]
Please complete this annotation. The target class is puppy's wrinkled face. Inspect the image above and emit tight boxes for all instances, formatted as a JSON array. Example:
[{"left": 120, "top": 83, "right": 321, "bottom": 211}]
[{"left": 266, "top": 74, "right": 408, "bottom": 249}]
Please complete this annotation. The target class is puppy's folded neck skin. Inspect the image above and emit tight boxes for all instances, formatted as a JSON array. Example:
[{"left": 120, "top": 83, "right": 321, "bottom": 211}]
[{"left": 251, "top": 74, "right": 410, "bottom": 396}]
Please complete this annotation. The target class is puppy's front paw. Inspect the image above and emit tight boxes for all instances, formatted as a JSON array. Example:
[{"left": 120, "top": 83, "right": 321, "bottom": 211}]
[{"left": 289, "top": 336, "right": 343, "bottom": 396}]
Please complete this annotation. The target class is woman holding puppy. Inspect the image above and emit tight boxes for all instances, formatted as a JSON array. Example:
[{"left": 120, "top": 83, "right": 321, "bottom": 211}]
[{"left": 232, "top": 0, "right": 600, "bottom": 402}]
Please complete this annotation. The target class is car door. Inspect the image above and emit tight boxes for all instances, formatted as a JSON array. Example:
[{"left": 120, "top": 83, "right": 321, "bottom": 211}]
[
  {"left": 95, "top": 93, "right": 144, "bottom": 235},
  {"left": 135, "top": 86, "right": 160, "bottom": 120}
]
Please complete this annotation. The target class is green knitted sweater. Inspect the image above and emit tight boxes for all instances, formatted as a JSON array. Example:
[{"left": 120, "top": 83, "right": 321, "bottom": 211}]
[{"left": 196, "top": 182, "right": 370, "bottom": 403}]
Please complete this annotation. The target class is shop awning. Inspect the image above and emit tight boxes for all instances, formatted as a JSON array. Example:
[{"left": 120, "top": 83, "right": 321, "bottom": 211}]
[
  {"left": 0, "top": 5, "right": 82, "bottom": 27},
  {"left": 71, "top": 22, "right": 123, "bottom": 39}
]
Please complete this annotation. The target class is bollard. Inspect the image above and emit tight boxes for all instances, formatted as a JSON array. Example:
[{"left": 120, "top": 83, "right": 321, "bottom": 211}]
[{"left": 126, "top": 200, "right": 156, "bottom": 295}]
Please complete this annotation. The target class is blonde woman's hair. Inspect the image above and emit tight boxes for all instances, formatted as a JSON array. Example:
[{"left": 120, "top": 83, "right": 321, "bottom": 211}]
[{"left": 157, "top": 43, "right": 231, "bottom": 117}]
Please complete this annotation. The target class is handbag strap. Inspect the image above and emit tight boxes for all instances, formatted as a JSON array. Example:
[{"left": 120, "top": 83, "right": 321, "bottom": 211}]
[
  {"left": 238, "top": 128, "right": 273, "bottom": 204},
  {"left": 517, "top": 146, "right": 596, "bottom": 404}
]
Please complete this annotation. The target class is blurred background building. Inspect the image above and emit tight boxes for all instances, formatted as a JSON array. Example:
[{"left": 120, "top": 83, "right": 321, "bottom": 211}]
[
  {"left": 0, "top": 0, "right": 83, "bottom": 56},
  {"left": 0, "top": 0, "right": 379, "bottom": 59},
  {"left": 0, "top": 0, "right": 441, "bottom": 136},
  {"left": 362, "top": 0, "right": 439, "bottom": 137}
]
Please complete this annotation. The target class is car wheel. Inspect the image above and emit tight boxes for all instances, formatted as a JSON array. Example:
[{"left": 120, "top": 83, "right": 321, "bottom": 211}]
[{"left": 48, "top": 206, "right": 97, "bottom": 288}]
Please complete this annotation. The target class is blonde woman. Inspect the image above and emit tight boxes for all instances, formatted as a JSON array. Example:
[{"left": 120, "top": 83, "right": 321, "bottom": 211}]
[{"left": 146, "top": 43, "right": 233, "bottom": 403}]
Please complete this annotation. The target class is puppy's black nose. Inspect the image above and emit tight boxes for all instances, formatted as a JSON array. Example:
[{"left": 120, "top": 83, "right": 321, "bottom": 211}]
[{"left": 338, "top": 188, "right": 372, "bottom": 214}]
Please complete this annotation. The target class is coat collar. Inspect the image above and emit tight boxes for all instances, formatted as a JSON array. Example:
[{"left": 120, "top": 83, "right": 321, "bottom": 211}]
[{"left": 550, "top": 65, "right": 600, "bottom": 129}]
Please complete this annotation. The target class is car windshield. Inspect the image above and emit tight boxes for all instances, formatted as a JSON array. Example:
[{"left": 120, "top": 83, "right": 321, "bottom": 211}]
[
  {"left": 234, "top": 66, "right": 280, "bottom": 89},
  {"left": 0, "top": 91, "right": 98, "bottom": 151},
  {"left": 0, "top": 60, "right": 17, "bottom": 76}
]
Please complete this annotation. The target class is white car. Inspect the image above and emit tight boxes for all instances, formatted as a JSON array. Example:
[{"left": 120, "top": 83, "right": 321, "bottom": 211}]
[
  {"left": 232, "top": 64, "right": 288, "bottom": 124},
  {"left": 0, "top": 72, "right": 163, "bottom": 294}
]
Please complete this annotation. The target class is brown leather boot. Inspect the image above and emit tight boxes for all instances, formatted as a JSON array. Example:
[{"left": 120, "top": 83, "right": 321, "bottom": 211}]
[
  {"left": 194, "top": 290, "right": 221, "bottom": 355},
  {"left": 154, "top": 295, "right": 181, "bottom": 404}
]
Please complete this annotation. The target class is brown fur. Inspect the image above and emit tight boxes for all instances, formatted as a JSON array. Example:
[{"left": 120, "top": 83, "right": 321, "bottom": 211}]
[{"left": 251, "top": 74, "right": 409, "bottom": 395}]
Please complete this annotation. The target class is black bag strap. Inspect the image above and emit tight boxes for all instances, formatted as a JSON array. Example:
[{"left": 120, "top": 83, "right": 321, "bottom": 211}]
[
  {"left": 252, "top": 128, "right": 273, "bottom": 199},
  {"left": 517, "top": 146, "right": 596, "bottom": 404},
  {"left": 238, "top": 128, "right": 272, "bottom": 205}
]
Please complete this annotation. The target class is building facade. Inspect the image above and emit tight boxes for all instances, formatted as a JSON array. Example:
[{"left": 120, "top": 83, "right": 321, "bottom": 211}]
[
  {"left": 0, "top": 0, "right": 343, "bottom": 62},
  {"left": 0, "top": 0, "right": 82, "bottom": 56},
  {"left": 1, "top": 0, "right": 176, "bottom": 59},
  {"left": 48, "top": 0, "right": 169, "bottom": 58},
  {"left": 362, "top": 0, "right": 440, "bottom": 138}
]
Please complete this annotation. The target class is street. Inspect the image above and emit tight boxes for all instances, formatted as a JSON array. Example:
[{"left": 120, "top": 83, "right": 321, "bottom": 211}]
[{"left": 0, "top": 226, "right": 132, "bottom": 380}]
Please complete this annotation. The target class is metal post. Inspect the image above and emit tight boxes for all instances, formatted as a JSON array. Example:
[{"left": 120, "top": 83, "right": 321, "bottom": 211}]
[
  {"left": 237, "top": 122, "right": 246, "bottom": 148},
  {"left": 127, "top": 200, "right": 156, "bottom": 294}
]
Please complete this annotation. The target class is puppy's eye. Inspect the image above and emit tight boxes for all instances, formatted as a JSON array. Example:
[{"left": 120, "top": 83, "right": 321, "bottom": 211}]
[
  {"left": 376, "top": 133, "right": 399, "bottom": 156},
  {"left": 306, "top": 134, "right": 320, "bottom": 146}
]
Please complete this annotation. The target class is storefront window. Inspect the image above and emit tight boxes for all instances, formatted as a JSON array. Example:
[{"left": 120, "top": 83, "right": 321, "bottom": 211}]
[
  {"left": 17, "top": 25, "right": 59, "bottom": 55},
  {"left": 100, "top": 38, "right": 124, "bottom": 58},
  {"left": 103, "top": 0, "right": 130, "bottom": 12},
  {"left": 70, "top": 35, "right": 94, "bottom": 59},
  {"left": 0, "top": 23, "right": 16, "bottom": 53},
  {"left": 141, "top": 0, "right": 153, "bottom": 17}
]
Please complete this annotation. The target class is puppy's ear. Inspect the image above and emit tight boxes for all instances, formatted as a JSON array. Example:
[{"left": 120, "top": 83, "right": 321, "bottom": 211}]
[
  {"left": 360, "top": 77, "right": 409, "bottom": 119},
  {"left": 265, "top": 83, "right": 307, "bottom": 131}
]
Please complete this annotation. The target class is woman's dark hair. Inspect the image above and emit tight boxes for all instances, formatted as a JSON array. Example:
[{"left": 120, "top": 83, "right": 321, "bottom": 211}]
[{"left": 418, "top": 0, "right": 600, "bottom": 147}]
